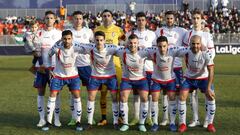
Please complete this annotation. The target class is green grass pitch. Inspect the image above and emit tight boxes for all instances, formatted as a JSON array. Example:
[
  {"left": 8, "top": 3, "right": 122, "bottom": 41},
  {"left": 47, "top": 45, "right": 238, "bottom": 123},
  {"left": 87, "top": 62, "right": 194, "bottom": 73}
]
[{"left": 0, "top": 55, "right": 240, "bottom": 135}]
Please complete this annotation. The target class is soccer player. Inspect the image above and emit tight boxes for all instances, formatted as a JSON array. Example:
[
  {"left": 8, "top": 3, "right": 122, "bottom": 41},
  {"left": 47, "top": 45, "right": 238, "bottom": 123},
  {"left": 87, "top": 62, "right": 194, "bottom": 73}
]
[
  {"left": 77, "top": 31, "right": 119, "bottom": 130},
  {"left": 94, "top": 9, "right": 125, "bottom": 126},
  {"left": 67, "top": 10, "right": 94, "bottom": 126},
  {"left": 117, "top": 34, "right": 150, "bottom": 132},
  {"left": 33, "top": 10, "right": 62, "bottom": 127},
  {"left": 148, "top": 36, "right": 187, "bottom": 132},
  {"left": 178, "top": 35, "right": 216, "bottom": 133},
  {"left": 182, "top": 9, "right": 215, "bottom": 128},
  {"left": 42, "top": 30, "right": 83, "bottom": 131},
  {"left": 126, "top": 12, "right": 156, "bottom": 126},
  {"left": 155, "top": 11, "right": 187, "bottom": 126}
]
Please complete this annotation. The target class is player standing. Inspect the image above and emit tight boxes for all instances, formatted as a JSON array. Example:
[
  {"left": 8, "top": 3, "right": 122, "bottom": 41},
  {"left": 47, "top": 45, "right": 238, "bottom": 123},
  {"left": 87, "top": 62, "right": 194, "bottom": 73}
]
[
  {"left": 178, "top": 35, "right": 216, "bottom": 133},
  {"left": 33, "top": 11, "right": 62, "bottom": 127},
  {"left": 182, "top": 9, "right": 215, "bottom": 128},
  {"left": 42, "top": 30, "right": 83, "bottom": 131},
  {"left": 125, "top": 12, "right": 156, "bottom": 126},
  {"left": 155, "top": 11, "right": 187, "bottom": 126},
  {"left": 67, "top": 10, "right": 94, "bottom": 126},
  {"left": 94, "top": 9, "right": 125, "bottom": 126}
]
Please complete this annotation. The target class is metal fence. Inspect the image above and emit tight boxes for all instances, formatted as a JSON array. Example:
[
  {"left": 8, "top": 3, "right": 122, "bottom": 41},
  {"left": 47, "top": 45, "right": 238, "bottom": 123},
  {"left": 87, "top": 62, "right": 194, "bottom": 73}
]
[{"left": 1, "top": 33, "right": 239, "bottom": 45}]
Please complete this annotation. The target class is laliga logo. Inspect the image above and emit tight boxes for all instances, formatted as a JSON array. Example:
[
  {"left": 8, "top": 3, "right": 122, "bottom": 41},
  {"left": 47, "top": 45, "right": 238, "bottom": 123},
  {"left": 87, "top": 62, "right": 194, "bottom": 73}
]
[{"left": 216, "top": 45, "right": 240, "bottom": 55}]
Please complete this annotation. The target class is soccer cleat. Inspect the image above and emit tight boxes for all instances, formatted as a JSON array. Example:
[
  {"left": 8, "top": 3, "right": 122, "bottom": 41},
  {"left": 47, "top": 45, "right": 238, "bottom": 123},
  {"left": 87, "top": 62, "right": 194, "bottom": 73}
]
[
  {"left": 54, "top": 119, "right": 62, "bottom": 127},
  {"left": 150, "top": 124, "right": 159, "bottom": 132},
  {"left": 146, "top": 118, "right": 153, "bottom": 126},
  {"left": 85, "top": 123, "right": 93, "bottom": 130},
  {"left": 119, "top": 124, "right": 129, "bottom": 132},
  {"left": 169, "top": 124, "right": 177, "bottom": 132},
  {"left": 159, "top": 119, "right": 169, "bottom": 126},
  {"left": 67, "top": 118, "right": 76, "bottom": 126},
  {"left": 203, "top": 120, "right": 208, "bottom": 128},
  {"left": 76, "top": 122, "right": 83, "bottom": 131},
  {"left": 188, "top": 120, "right": 200, "bottom": 127},
  {"left": 178, "top": 123, "right": 187, "bottom": 133},
  {"left": 138, "top": 124, "right": 147, "bottom": 132},
  {"left": 129, "top": 118, "right": 139, "bottom": 126},
  {"left": 41, "top": 122, "right": 51, "bottom": 131},
  {"left": 207, "top": 124, "right": 216, "bottom": 133},
  {"left": 97, "top": 119, "right": 107, "bottom": 126},
  {"left": 37, "top": 119, "right": 46, "bottom": 127}
]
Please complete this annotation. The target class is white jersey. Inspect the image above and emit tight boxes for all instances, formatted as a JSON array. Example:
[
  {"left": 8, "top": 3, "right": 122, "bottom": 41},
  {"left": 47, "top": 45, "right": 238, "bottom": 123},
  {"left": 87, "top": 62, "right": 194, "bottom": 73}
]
[
  {"left": 116, "top": 47, "right": 149, "bottom": 80},
  {"left": 70, "top": 27, "right": 94, "bottom": 67},
  {"left": 180, "top": 49, "right": 214, "bottom": 79},
  {"left": 38, "top": 28, "right": 62, "bottom": 68},
  {"left": 49, "top": 41, "right": 80, "bottom": 78},
  {"left": 155, "top": 26, "right": 187, "bottom": 68},
  {"left": 148, "top": 46, "right": 187, "bottom": 83},
  {"left": 183, "top": 29, "right": 215, "bottom": 59},
  {"left": 75, "top": 44, "right": 118, "bottom": 78},
  {"left": 126, "top": 29, "right": 156, "bottom": 72}
]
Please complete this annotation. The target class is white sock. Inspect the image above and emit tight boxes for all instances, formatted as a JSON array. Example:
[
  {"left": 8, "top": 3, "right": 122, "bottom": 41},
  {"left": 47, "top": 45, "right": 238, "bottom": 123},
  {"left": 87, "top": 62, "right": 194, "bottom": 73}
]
[
  {"left": 74, "top": 98, "right": 82, "bottom": 122},
  {"left": 148, "top": 95, "right": 152, "bottom": 119},
  {"left": 204, "top": 97, "right": 208, "bottom": 122},
  {"left": 46, "top": 97, "right": 56, "bottom": 123},
  {"left": 87, "top": 101, "right": 95, "bottom": 124},
  {"left": 133, "top": 95, "right": 140, "bottom": 120},
  {"left": 190, "top": 90, "right": 199, "bottom": 122},
  {"left": 178, "top": 101, "right": 186, "bottom": 125},
  {"left": 37, "top": 95, "right": 45, "bottom": 120},
  {"left": 112, "top": 102, "right": 119, "bottom": 125},
  {"left": 207, "top": 100, "right": 216, "bottom": 124},
  {"left": 162, "top": 94, "right": 169, "bottom": 121},
  {"left": 169, "top": 100, "right": 177, "bottom": 125},
  {"left": 139, "top": 102, "right": 148, "bottom": 124},
  {"left": 151, "top": 101, "right": 158, "bottom": 125},
  {"left": 120, "top": 102, "right": 128, "bottom": 125},
  {"left": 69, "top": 94, "right": 74, "bottom": 119},
  {"left": 54, "top": 94, "right": 60, "bottom": 122}
]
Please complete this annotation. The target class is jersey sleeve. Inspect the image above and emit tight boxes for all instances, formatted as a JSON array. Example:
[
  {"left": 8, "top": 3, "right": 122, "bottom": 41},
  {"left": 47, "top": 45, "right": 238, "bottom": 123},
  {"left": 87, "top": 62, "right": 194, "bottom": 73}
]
[
  {"left": 205, "top": 50, "right": 214, "bottom": 66},
  {"left": 115, "top": 46, "right": 124, "bottom": 57},
  {"left": 49, "top": 42, "right": 60, "bottom": 57},
  {"left": 173, "top": 46, "right": 189, "bottom": 57},
  {"left": 206, "top": 32, "right": 214, "bottom": 49},
  {"left": 74, "top": 42, "right": 95, "bottom": 54}
]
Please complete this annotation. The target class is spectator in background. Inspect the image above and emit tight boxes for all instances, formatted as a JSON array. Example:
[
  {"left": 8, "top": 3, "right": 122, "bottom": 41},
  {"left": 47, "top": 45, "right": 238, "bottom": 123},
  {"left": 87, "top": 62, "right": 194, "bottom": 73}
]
[
  {"left": 59, "top": 6, "right": 66, "bottom": 20},
  {"left": 211, "top": 0, "right": 218, "bottom": 10}
]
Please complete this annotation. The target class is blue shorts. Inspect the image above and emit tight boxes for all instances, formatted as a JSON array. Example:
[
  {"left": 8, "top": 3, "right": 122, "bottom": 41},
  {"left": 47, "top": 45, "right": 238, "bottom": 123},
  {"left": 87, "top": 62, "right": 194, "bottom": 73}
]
[
  {"left": 88, "top": 76, "right": 118, "bottom": 93},
  {"left": 181, "top": 78, "right": 214, "bottom": 93},
  {"left": 120, "top": 79, "right": 149, "bottom": 92},
  {"left": 33, "top": 70, "right": 50, "bottom": 88},
  {"left": 77, "top": 66, "right": 92, "bottom": 86},
  {"left": 174, "top": 68, "right": 183, "bottom": 89},
  {"left": 50, "top": 76, "right": 81, "bottom": 91},
  {"left": 146, "top": 72, "right": 152, "bottom": 89},
  {"left": 150, "top": 80, "right": 176, "bottom": 92}
]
